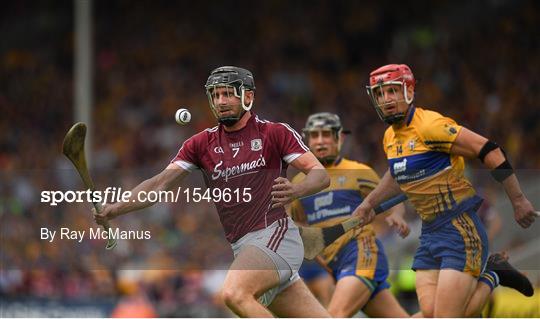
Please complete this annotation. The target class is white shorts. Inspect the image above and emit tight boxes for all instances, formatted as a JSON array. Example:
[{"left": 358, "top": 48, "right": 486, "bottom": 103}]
[{"left": 230, "top": 217, "right": 303, "bottom": 306}]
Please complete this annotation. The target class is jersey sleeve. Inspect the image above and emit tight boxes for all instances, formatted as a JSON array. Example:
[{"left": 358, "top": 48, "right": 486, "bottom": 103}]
[
  {"left": 420, "top": 115, "right": 462, "bottom": 153},
  {"left": 171, "top": 135, "right": 200, "bottom": 172},
  {"left": 273, "top": 123, "right": 309, "bottom": 163}
]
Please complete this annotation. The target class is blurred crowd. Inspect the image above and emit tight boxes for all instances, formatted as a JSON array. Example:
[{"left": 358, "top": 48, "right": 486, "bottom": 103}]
[{"left": 1, "top": 0, "right": 539, "bottom": 316}]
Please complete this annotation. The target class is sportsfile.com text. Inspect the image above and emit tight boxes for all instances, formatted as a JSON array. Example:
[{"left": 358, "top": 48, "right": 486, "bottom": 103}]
[{"left": 40, "top": 187, "right": 252, "bottom": 206}]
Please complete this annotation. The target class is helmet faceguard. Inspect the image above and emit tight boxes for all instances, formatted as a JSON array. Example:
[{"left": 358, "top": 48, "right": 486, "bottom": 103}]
[
  {"left": 302, "top": 112, "right": 350, "bottom": 165},
  {"left": 366, "top": 64, "right": 415, "bottom": 125},
  {"left": 205, "top": 66, "right": 255, "bottom": 126}
]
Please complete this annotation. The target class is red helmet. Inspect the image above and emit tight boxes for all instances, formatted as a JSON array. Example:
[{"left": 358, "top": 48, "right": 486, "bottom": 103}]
[
  {"left": 366, "top": 64, "right": 416, "bottom": 124},
  {"left": 369, "top": 64, "right": 415, "bottom": 91}
]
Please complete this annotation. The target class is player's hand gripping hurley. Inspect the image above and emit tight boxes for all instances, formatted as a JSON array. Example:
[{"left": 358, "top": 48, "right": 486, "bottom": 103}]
[
  {"left": 62, "top": 122, "right": 117, "bottom": 250},
  {"left": 301, "top": 194, "right": 408, "bottom": 259}
]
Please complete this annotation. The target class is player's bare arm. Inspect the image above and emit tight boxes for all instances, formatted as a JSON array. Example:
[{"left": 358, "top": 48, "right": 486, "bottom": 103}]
[
  {"left": 451, "top": 127, "right": 536, "bottom": 228},
  {"left": 271, "top": 152, "right": 330, "bottom": 208},
  {"left": 351, "top": 169, "right": 403, "bottom": 226},
  {"left": 94, "top": 163, "right": 189, "bottom": 225}
]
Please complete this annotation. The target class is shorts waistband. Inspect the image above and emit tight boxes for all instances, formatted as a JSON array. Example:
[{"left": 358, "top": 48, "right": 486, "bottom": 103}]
[
  {"left": 421, "top": 195, "right": 483, "bottom": 233},
  {"left": 231, "top": 216, "right": 291, "bottom": 249}
]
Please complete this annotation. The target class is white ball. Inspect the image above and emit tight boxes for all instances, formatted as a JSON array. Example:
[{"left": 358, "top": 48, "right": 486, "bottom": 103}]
[{"left": 175, "top": 108, "right": 191, "bottom": 125}]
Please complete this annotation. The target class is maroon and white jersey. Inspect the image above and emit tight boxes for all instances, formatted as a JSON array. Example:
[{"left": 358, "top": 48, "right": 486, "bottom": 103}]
[{"left": 172, "top": 114, "right": 309, "bottom": 243}]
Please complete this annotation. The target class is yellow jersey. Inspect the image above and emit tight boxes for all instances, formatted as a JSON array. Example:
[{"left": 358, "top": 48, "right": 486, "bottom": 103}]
[
  {"left": 383, "top": 106, "right": 476, "bottom": 221},
  {"left": 290, "top": 158, "right": 379, "bottom": 264}
]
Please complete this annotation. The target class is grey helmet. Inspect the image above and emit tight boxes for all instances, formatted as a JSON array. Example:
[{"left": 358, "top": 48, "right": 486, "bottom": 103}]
[
  {"left": 302, "top": 112, "right": 349, "bottom": 139},
  {"left": 302, "top": 112, "right": 350, "bottom": 165},
  {"left": 205, "top": 66, "right": 255, "bottom": 111}
]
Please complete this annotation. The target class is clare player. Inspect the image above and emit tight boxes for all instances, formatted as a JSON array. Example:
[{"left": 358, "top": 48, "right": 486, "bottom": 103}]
[
  {"left": 95, "top": 66, "right": 332, "bottom": 317},
  {"left": 289, "top": 112, "right": 411, "bottom": 317},
  {"left": 353, "top": 64, "right": 535, "bottom": 317}
]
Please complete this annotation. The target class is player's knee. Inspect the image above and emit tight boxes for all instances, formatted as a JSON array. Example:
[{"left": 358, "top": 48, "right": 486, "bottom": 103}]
[
  {"left": 420, "top": 305, "right": 434, "bottom": 318},
  {"left": 328, "top": 301, "right": 357, "bottom": 318},
  {"left": 221, "top": 287, "right": 254, "bottom": 308},
  {"left": 328, "top": 307, "right": 351, "bottom": 318}
]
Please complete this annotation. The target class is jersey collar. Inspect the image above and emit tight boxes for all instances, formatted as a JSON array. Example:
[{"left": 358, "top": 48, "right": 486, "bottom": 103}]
[
  {"left": 406, "top": 105, "right": 416, "bottom": 126},
  {"left": 329, "top": 156, "right": 343, "bottom": 168}
]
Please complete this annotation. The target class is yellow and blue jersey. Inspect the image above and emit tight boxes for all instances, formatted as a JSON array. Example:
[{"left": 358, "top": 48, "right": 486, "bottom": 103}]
[
  {"left": 386, "top": 106, "right": 488, "bottom": 277},
  {"left": 383, "top": 106, "right": 477, "bottom": 222},
  {"left": 290, "top": 158, "right": 379, "bottom": 265}
]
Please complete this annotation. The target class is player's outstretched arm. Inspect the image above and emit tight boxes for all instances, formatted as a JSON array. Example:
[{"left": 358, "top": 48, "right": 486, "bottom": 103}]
[
  {"left": 451, "top": 127, "right": 536, "bottom": 228},
  {"left": 352, "top": 169, "right": 403, "bottom": 226},
  {"left": 94, "top": 163, "right": 189, "bottom": 225},
  {"left": 271, "top": 152, "right": 330, "bottom": 208}
]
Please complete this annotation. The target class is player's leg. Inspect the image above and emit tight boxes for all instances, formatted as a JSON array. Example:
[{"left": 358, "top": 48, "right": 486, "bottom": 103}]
[
  {"left": 221, "top": 245, "right": 280, "bottom": 317},
  {"left": 410, "top": 221, "right": 445, "bottom": 318},
  {"left": 327, "top": 236, "right": 398, "bottom": 317},
  {"left": 484, "top": 252, "right": 534, "bottom": 296},
  {"left": 432, "top": 211, "right": 488, "bottom": 317},
  {"left": 464, "top": 280, "right": 492, "bottom": 317},
  {"left": 266, "top": 217, "right": 330, "bottom": 317},
  {"left": 360, "top": 238, "right": 409, "bottom": 317},
  {"left": 464, "top": 252, "right": 535, "bottom": 316},
  {"left": 267, "top": 278, "right": 330, "bottom": 317},
  {"left": 434, "top": 268, "right": 477, "bottom": 317},
  {"left": 299, "top": 259, "right": 334, "bottom": 307},
  {"left": 415, "top": 270, "right": 438, "bottom": 317},
  {"left": 327, "top": 276, "right": 372, "bottom": 317},
  {"left": 306, "top": 275, "right": 334, "bottom": 307},
  {"left": 362, "top": 288, "right": 409, "bottom": 318},
  {"left": 240, "top": 216, "right": 330, "bottom": 317}
]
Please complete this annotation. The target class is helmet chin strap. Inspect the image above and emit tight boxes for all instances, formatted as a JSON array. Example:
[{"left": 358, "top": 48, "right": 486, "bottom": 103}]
[
  {"left": 318, "top": 155, "right": 337, "bottom": 166},
  {"left": 384, "top": 113, "right": 407, "bottom": 125},
  {"left": 317, "top": 134, "right": 341, "bottom": 166},
  {"left": 384, "top": 83, "right": 413, "bottom": 124},
  {"left": 219, "top": 110, "right": 247, "bottom": 127},
  {"left": 384, "top": 103, "right": 413, "bottom": 125}
]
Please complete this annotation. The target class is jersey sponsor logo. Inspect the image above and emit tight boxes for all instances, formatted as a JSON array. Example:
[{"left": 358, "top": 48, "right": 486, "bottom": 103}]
[
  {"left": 229, "top": 141, "right": 244, "bottom": 148},
  {"left": 307, "top": 205, "right": 352, "bottom": 223},
  {"left": 337, "top": 176, "right": 346, "bottom": 186},
  {"left": 314, "top": 191, "right": 333, "bottom": 210},
  {"left": 251, "top": 138, "right": 262, "bottom": 151},
  {"left": 390, "top": 151, "right": 451, "bottom": 183},
  {"left": 214, "top": 146, "right": 224, "bottom": 154},
  {"left": 393, "top": 158, "right": 408, "bottom": 174},
  {"left": 211, "top": 155, "right": 267, "bottom": 181}
]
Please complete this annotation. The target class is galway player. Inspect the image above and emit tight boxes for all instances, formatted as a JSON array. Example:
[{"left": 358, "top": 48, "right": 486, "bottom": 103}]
[
  {"left": 289, "top": 112, "right": 410, "bottom": 317},
  {"left": 353, "top": 64, "right": 535, "bottom": 317},
  {"left": 94, "top": 66, "right": 331, "bottom": 317}
]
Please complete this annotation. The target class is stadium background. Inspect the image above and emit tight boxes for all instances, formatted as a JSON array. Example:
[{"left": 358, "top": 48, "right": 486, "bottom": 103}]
[{"left": 1, "top": 0, "right": 539, "bottom": 317}]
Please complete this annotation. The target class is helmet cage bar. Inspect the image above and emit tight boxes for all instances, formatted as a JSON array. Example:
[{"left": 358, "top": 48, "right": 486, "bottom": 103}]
[
  {"left": 302, "top": 127, "right": 341, "bottom": 141},
  {"left": 205, "top": 83, "right": 254, "bottom": 119},
  {"left": 366, "top": 81, "right": 411, "bottom": 124},
  {"left": 302, "top": 127, "right": 343, "bottom": 164}
]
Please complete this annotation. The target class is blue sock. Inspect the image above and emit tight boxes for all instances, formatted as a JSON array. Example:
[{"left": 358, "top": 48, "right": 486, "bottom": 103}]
[{"left": 479, "top": 270, "right": 500, "bottom": 291}]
